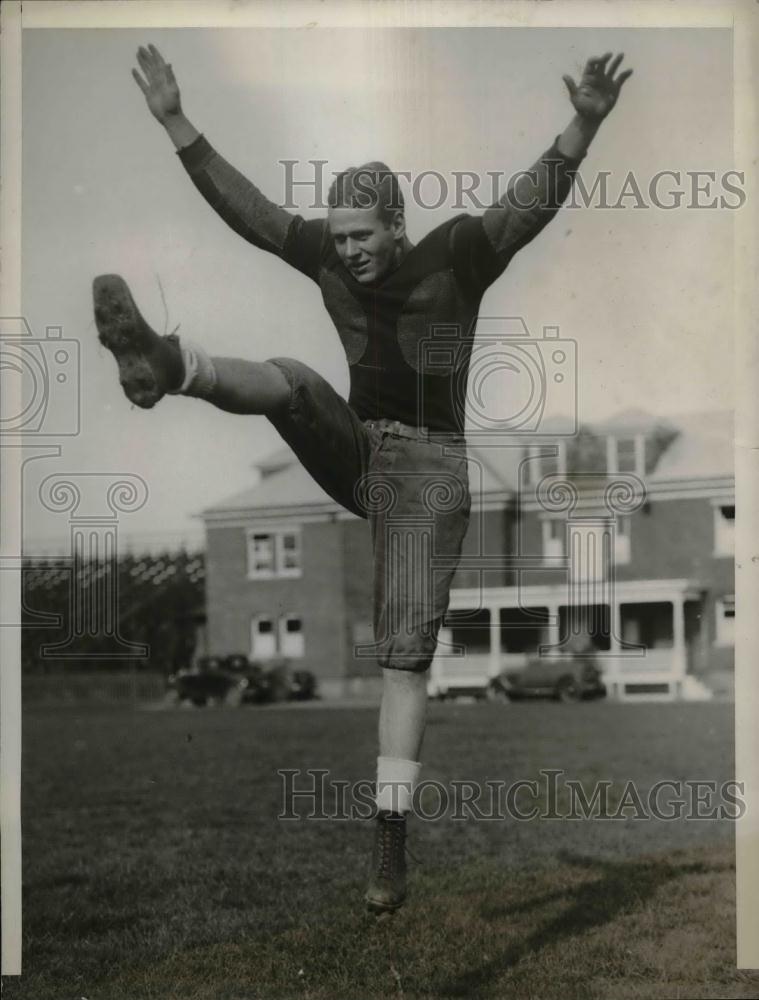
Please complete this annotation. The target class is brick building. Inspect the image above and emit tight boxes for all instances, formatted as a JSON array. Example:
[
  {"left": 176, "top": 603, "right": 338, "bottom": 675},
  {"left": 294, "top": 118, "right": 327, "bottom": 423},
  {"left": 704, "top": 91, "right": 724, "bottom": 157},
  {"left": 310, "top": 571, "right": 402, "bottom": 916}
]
[{"left": 201, "top": 409, "right": 734, "bottom": 700}]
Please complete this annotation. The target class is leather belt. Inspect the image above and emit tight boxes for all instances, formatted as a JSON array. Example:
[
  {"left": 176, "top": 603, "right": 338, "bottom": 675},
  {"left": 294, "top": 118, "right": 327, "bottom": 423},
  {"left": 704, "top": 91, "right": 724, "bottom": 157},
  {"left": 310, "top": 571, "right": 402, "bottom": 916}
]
[
  {"left": 365, "top": 418, "right": 429, "bottom": 440},
  {"left": 364, "top": 418, "right": 466, "bottom": 446}
]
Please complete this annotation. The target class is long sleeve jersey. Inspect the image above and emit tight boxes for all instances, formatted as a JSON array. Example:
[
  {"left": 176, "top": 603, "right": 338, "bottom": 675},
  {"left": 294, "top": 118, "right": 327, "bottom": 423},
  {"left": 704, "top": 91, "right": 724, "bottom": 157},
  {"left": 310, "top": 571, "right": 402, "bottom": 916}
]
[{"left": 178, "top": 136, "right": 583, "bottom": 434}]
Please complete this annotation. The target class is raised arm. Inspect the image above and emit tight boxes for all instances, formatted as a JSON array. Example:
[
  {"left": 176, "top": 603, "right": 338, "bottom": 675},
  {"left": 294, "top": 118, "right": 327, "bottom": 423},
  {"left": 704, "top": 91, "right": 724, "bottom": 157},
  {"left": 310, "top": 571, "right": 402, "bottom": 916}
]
[
  {"left": 480, "top": 52, "right": 633, "bottom": 265},
  {"left": 132, "top": 45, "right": 323, "bottom": 277}
]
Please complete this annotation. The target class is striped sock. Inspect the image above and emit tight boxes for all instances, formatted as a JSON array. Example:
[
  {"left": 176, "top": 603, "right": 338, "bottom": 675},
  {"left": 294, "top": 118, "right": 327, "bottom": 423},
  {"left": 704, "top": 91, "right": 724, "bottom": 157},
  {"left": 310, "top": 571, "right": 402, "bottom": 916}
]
[
  {"left": 376, "top": 756, "right": 421, "bottom": 815},
  {"left": 169, "top": 340, "right": 217, "bottom": 399}
]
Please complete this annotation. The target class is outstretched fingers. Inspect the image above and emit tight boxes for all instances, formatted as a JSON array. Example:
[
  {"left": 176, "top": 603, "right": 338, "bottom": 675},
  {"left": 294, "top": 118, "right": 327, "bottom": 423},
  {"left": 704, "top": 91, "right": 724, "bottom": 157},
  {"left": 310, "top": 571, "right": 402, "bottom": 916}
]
[
  {"left": 585, "top": 52, "right": 612, "bottom": 76},
  {"left": 562, "top": 74, "right": 578, "bottom": 98},
  {"left": 148, "top": 43, "right": 167, "bottom": 68},
  {"left": 606, "top": 53, "right": 625, "bottom": 78},
  {"left": 606, "top": 53, "right": 633, "bottom": 90},
  {"left": 136, "top": 46, "right": 155, "bottom": 81},
  {"left": 131, "top": 67, "right": 149, "bottom": 94},
  {"left": 135, "top": 43, "right": 175, "bottom": 90}
]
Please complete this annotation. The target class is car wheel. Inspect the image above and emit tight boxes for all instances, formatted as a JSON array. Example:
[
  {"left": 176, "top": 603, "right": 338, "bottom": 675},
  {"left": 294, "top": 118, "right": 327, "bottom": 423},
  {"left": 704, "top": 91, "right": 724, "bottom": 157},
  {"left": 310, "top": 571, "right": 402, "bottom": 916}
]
[
  {"left": 486, "top": 683, "right": 508, "bottom": 703},
  {"left": 555, "top": 676, "right": 581, "bottom": 703},
  {"left": 224, "top": 686, "right": 244, "bottom": 708}
]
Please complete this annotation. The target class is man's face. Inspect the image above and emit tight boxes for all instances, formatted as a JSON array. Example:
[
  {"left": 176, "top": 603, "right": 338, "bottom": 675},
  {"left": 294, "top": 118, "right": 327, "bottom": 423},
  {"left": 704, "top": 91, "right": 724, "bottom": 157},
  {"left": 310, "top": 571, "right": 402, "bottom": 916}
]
[{"left": 328, "top": 205, "right": 404, "bottom": 286}]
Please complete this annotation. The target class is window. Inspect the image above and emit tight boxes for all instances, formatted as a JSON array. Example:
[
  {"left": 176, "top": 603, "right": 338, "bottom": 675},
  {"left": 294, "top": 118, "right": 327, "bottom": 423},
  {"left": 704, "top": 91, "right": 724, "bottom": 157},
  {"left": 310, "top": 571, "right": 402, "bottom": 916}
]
[
  {"left": 247, "top": 527, "right": 302, "bottom": 578},
  {"left": 715, "top": 594, "right": 735, "bottom": 646},
  {"left": 252, "top": 613, "right": 305, "bottom": 659},
  {"left": 614, "top": 516, "right": 631, "bottom": 565},
  {"left": 542, "top": 518, "right": 564, "bottom": 561},
  {"left": 499, "top": 606, "right": 550, "bottom": 654},
  {"left": 522, "top": 444, "right": 564, "bottom": 485},
  {"left": 568, "top": 523, "right": 607, "bottom": 582},
  {"left": 443, "top": 609, "right": 491, "bottom": 654},
  {"left": 616, "top": 437, "right": 639, "bottom": 473},
  {"left": 279, "top": 614, "right": 304, "bottom": 658},
  {"left": 277, "top": 533, "right": 301, "bottom": 575},
  {"left": 249, "top": 533, "right": 275, "bottom": 576},
  {"left": 606, "top": 435, "right": 644, "bottom": 475},
  {"left": 620, "top": 601, "right": 673, "bottom": 649},
  {"left": 558, "top": 604, "right": 611, "bottom": 651},
  {"left": 540, "top": 444, "right": 564, "bottom": 477},
  {"left": 251, "top": 615, "right": 277, "bottom": 659},
  {"left": 714, "top": 504, "right": 735, "bottom": 557}
]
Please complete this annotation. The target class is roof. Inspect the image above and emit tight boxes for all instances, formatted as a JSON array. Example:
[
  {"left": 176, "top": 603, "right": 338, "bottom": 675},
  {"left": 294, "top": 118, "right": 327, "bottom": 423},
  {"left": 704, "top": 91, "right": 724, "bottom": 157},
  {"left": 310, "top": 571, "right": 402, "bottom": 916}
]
[
  {"left": 204, "top": 460, "right": 340, "bottom": 516},
  {"left": 202, "top": 409, "right": 734, "bottom": 519},
  {"left": 648, "top": 409, "right": 733, "bottom": 482},
  {"left": 594, "top": 408, "right": 675, "bottom": 435}
]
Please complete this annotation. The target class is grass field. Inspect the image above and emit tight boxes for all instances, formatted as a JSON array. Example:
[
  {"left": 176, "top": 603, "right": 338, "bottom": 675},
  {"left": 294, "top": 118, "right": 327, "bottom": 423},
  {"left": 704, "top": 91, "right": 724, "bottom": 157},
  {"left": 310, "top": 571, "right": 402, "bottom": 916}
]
[{"left": 3, "top": 699, "right": 758, "bottom": 1000}]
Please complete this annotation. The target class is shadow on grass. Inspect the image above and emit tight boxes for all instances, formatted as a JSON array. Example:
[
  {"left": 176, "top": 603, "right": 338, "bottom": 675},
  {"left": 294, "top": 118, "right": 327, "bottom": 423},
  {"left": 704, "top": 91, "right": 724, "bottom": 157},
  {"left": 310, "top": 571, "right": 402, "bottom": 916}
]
[{"left": 438, "top": 852, "right": 731, "bottom": 997}]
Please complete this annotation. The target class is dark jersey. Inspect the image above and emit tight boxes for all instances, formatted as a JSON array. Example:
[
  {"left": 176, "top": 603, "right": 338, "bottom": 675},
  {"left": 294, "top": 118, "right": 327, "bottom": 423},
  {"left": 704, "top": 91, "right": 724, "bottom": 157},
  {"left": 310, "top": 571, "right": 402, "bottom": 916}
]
[{"left": 178, "top": 136, "right": 583, "bottom": 433}]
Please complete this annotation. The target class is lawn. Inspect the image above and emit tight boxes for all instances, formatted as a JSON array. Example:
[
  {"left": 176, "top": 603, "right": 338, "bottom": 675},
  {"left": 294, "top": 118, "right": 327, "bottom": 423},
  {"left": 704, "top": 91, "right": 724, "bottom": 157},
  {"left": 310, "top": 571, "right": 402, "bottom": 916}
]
[{"left": 3, "top": 700, "right": 758, "bottom": 1000}]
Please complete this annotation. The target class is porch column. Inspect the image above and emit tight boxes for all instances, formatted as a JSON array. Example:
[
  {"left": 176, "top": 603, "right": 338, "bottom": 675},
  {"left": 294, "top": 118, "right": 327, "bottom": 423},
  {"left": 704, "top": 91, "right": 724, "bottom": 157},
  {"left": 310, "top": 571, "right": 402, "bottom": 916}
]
[
  {"left": 544, "top": 598, "right": 561, "bottom": 653},
  {"left": 489, "top": 603, "right": 501, "bottom": 678},
  {"left": 606, "top": 599, "right": 623, "bottom": 700},
  {"left": 672, "top": 595, "right": 687, "bottom": 679}
]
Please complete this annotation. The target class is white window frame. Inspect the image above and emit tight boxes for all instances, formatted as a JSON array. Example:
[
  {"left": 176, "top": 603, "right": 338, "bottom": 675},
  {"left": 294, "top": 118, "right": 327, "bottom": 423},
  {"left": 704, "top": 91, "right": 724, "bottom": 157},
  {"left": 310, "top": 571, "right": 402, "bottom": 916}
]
[
  {"left": 606, "top": 434, "right": 645, "bottom": 475},
  {"left": 713, "top": 502, "right": 735, "bottom": 558},
  {"left": 247, "top": 531, "right": 277, "bottom": 579},
  {"left": 275, "top": 531, "right": 302, "bottom": 578},
  {"left": 542, "top": 517, "right": 564, "bottom": 563},
  {"left": 715, "top": 595, "right": 735, "bottom": 647},
  {"left": 246, "top": 525, "right": 302, "bottom": 580},
  {"left": 614, "top": 516, "right": 631, "bottom": 565}
]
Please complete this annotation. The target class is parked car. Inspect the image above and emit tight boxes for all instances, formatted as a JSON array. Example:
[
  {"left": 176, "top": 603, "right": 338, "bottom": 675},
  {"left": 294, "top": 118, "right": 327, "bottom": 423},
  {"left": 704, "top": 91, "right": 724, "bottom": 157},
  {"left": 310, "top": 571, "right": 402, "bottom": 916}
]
[
  {"left": 222, "top": 654, "right": 274, "bottom": 704},
  {"left": 167, "top": 656, "right": 242, "bottom": 707},
  {"left": 167, "top": 655, "right": 318, "bottom": 707},
  {"left": 489, "top": 652, "right": 606, "bottom": 703},
  {"left": 290, "top": 669, "right": 318, "bottom": 701}
]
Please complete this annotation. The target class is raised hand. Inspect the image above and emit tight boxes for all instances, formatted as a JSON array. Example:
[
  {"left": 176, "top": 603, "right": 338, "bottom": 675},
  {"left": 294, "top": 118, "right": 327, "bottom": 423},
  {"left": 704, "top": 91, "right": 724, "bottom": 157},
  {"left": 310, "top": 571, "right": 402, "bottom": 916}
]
[
  {"left": 132, "top": 44, "right": 182, "bottom": 123},
  {"left": 562, "top": 53, "right": 633, "bottom": 122}
]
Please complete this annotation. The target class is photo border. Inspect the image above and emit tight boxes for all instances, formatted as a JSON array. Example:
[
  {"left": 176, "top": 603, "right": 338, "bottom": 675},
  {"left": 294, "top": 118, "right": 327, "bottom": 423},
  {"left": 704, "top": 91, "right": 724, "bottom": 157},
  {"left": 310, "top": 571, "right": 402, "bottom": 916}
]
[{"left": 2, "top": 0, "right": 756, "bottom": 977}]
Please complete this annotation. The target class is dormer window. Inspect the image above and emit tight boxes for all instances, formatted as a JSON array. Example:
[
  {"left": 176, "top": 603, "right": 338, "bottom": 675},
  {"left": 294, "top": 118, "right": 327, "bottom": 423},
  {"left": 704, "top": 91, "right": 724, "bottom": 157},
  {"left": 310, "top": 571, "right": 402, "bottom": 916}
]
[
  {"left": 523, "top": 443, "right": 565, "bottom": 485},
  {"left": 606, "top": 434, "right": 645, "bottom": 475},
  {"left": 616, "top": 437, "right": 638, "bottom": 472}
]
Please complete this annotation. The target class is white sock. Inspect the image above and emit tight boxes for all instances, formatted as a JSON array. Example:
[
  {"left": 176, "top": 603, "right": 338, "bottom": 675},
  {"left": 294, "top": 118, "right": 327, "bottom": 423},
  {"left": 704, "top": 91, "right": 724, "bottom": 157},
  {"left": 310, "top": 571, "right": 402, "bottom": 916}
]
[
  {"left": 169, "top": 340, "right": 217, "bottom": 399},
  {"left": 375, "top": 756, "right": 421, "bottom": 814}
]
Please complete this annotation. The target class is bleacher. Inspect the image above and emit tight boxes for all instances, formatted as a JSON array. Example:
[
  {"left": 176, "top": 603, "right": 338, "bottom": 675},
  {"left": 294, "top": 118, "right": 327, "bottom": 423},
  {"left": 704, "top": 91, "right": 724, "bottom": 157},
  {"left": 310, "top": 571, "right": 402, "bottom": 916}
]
[{"left": 22, "top": 550, "right": 206, "bottom": 676}]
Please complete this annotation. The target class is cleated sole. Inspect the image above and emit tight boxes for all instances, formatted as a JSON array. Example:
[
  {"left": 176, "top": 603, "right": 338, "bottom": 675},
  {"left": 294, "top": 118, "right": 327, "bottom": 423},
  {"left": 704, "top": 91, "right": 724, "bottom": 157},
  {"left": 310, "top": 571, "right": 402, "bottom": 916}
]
[
  {"left": 365, "top": 895, "right": 405, "bottom": 915},
  {"left": 93, "top": 274, "right": 168, "bottom": 409}
]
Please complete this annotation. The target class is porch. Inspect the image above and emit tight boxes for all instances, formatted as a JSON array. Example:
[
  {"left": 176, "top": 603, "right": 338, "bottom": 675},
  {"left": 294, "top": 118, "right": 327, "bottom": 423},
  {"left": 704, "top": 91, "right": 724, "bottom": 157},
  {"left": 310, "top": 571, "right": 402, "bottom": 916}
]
[{"left": 429, "top": 579, "right": 711, "bottom": 701}]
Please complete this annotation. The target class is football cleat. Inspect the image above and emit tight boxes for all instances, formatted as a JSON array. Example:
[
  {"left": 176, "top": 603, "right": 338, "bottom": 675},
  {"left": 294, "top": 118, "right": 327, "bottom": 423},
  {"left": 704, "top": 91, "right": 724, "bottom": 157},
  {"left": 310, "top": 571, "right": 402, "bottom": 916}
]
[
  {"left": 93, "top": 274, "right": 184, "bottom": 408},
  {"left": 365, "top": 810, "right": 407, "bottom": 914}
]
